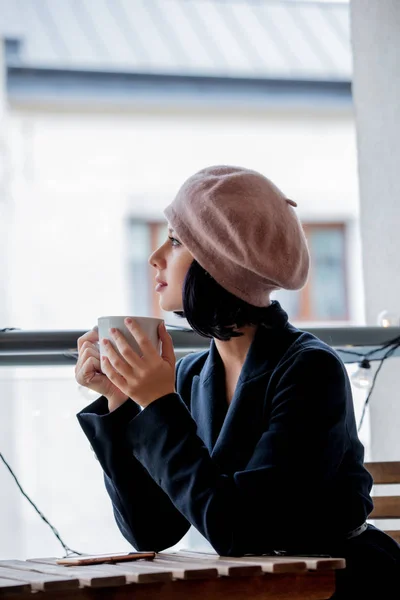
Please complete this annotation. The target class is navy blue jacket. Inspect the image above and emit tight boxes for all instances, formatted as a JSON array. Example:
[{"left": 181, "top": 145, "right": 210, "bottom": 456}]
[{"left": 77, "top": 301, "right": 373, "bottom": 556}]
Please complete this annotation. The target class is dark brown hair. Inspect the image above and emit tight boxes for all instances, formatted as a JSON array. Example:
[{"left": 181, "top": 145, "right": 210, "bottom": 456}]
[{"left": 173, "top": 259, "right": 278, "bottom": 341}]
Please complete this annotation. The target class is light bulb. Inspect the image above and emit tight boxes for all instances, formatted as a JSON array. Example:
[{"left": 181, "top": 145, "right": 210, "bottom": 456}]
[
  {"left": 377, "top": 310, "right": 400, "bottom": 327},
  {"left": 351, "top": 359, "right": 373, "bottom": 389}
]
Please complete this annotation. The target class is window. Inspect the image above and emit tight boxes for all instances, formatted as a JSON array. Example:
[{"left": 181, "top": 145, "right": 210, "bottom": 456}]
[
  {"left": 126, "top": 221, "right": 152, "bottom": 317},
  {"left": 274, "top": 224, "right": 348, "bottom": 322},
  {"left": 127, "top": 220, "right": 181, "bottom": 324}
]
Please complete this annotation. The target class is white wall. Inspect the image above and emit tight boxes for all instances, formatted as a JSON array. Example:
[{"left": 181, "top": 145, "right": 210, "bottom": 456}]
[
  {"left": 351, "top": 0, "right": 400, "bottom": 460},
  {"left": 0, "top": 40, "right": 11, "bottom": 326},
  {"left": 0, "top": 39, "right": 23, "bottom": 558},
  {"left": 7, "top": 103, "right": 363, "bottom": 331}
]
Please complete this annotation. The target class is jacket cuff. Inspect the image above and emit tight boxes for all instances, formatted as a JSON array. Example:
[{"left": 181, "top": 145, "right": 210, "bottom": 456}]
[
  {"left": 127, "top": 394, "right": 197, "bottom": 472},
  {"left": 76, "top": 396, "right": 142, "bottom": 477},
  {"left": 77, "top": 396, "right": 140, "bottom": 442}
]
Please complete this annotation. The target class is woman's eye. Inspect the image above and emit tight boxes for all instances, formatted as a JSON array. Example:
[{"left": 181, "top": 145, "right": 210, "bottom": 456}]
[{"left": 168, "top": 236, "right": 180, "bottom": 247}]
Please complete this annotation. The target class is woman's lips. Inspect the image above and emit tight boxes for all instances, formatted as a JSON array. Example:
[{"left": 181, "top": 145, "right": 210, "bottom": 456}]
[{"left": 155, "top": 283, "right": 168, "bottom": 292}]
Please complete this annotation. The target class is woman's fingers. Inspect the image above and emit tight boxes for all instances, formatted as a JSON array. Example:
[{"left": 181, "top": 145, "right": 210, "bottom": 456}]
[
  {"left": 81, "top": 346, "right": 101, "bottom": 367},
  {"left": 106, "top": 330, "right": 142, "bottom": 367},
  {"left": 75, "top": 355, "right": 102, "bottom": 386},
  {"left": 77, "top": 327, "right": 99, "bottom": 353},
  {"left": 80, "top": 340, "right": 100, "bottom": 358},
  {"left": 101, "top": 339, "right": 134, "bottom": 379},
  {"left": 75, "top": 343, "right": 99, "bottom": 371},
  {"left": 124, "top": 320, "right": 159, "bottom": 362},
  {"left": 75, "top": 347, "right": 101, "bottom": 379},
  {"left": 101, "top": 356, "right": 127, "bottom": 391}
]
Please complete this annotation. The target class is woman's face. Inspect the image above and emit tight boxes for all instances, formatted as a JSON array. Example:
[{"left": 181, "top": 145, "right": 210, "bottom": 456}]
[{"left": 148, "top": 224, "right": 194, "bottom": 312}]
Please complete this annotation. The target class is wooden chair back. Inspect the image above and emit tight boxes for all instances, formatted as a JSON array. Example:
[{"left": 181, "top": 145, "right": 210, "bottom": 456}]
[{"left": 364, "top": 461, "right": 400, "bottom": 543}]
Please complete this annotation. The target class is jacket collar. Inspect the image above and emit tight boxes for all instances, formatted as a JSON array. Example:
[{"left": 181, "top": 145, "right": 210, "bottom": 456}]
[
  {"left": 190, "top": 301, "right": 292, "bottom": 471},
  {"left": 199, "top": 300, "right": 290, "bottom": 386}
]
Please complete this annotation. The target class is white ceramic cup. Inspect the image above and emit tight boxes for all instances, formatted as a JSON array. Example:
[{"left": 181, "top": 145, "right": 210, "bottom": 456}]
[{"left": 97, "top": 316, "right": 163, "bottom": 372}]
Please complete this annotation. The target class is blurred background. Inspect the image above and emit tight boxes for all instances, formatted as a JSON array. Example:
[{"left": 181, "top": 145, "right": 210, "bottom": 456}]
[
  {"left": 1, "top": 0, "right": 357, "bottom": 330},
  {"left": 0, "top": 0, "right": 375, "bottom": 559}
]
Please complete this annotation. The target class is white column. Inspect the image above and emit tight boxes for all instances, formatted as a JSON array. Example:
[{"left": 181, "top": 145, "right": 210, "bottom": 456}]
[
  {"left": 0, "top": 40, "right": 11, "bottom": 318},
  {"left": 0, "top": 39, "right": 22, "bottom": 558},
  {"left": 351, "top": 0, "right": 400, "bottom": 459}
]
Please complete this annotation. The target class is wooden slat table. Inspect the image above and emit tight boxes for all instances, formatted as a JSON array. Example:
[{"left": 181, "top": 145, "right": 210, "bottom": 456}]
[{"left": 0, "top": 551, "right": 345, "bottom": 600}]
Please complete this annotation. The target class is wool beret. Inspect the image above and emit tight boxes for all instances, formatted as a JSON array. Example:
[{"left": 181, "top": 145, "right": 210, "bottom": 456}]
[{"left": 164, "top": 165, "right": 310, "bottom": 307}]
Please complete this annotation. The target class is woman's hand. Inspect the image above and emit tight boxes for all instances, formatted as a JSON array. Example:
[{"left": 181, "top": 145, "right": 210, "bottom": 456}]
[
  {"left": 100, "top": 319, "right": 176, "bottom": 409},
  {"left": 75, "top": 327, "right": 129, "bottom": 411}
]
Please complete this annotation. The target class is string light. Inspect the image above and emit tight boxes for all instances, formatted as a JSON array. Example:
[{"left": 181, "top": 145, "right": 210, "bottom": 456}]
[
  {"left": 0, "top": 452, "right": 81, "bottom": 557},
  {"left": 330, "top": 331, "right": 400, "bottom": 431},
  {"left": 351, "top": 358, "right": 373, "bottom": 390},
  {"left": 377, "top": 310, "right": 400, "bottom": 328}
]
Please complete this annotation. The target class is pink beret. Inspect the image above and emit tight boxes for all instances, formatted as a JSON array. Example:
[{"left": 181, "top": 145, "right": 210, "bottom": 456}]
[{"left": 164, "top": 165, "right": 310, "bottom": 307}]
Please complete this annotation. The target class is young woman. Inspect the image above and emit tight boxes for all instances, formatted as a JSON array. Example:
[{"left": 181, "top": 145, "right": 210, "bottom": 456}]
[{"left": 75, "top": 166, "right": 400, "bottom": 599}]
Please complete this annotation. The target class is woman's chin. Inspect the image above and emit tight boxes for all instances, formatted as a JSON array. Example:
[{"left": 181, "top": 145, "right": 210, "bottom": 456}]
[{"left": 159, "top": 297, "right": 183, "bottom": 312}]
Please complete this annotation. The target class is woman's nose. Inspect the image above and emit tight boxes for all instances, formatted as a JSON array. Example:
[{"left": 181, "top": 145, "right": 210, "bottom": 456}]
[{"left": 148, "top": 247, "right": 165, "bottom": 268}]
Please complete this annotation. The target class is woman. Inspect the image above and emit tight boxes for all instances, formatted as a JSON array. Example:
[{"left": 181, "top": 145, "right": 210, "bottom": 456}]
[{"left": 75, "top": 166, "right": 400, "bottom": 599}]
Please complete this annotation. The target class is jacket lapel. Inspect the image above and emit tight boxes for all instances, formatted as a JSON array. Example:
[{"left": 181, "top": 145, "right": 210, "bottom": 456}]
[
  {"left": 190, "top": 302, "right": 292, "bottom": 474},
  {"left": 211, "top": 324, "right": 276, "bottom": 473},
  {"left": 190, "top": 342, "right": 227, "bottom": 454}
]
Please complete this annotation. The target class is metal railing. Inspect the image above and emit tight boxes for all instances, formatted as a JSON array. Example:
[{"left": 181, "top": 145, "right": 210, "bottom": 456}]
[{"left": 1, "top": 325, "right": 400, "bottom": 366}]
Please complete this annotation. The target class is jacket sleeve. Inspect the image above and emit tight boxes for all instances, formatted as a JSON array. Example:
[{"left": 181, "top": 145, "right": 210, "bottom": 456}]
[
  {"left": 126, "top": 349, "right": 362, "bottom": 556},
  {"left": 76, "top": 358, "right": 190, "bottom": 551}
]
